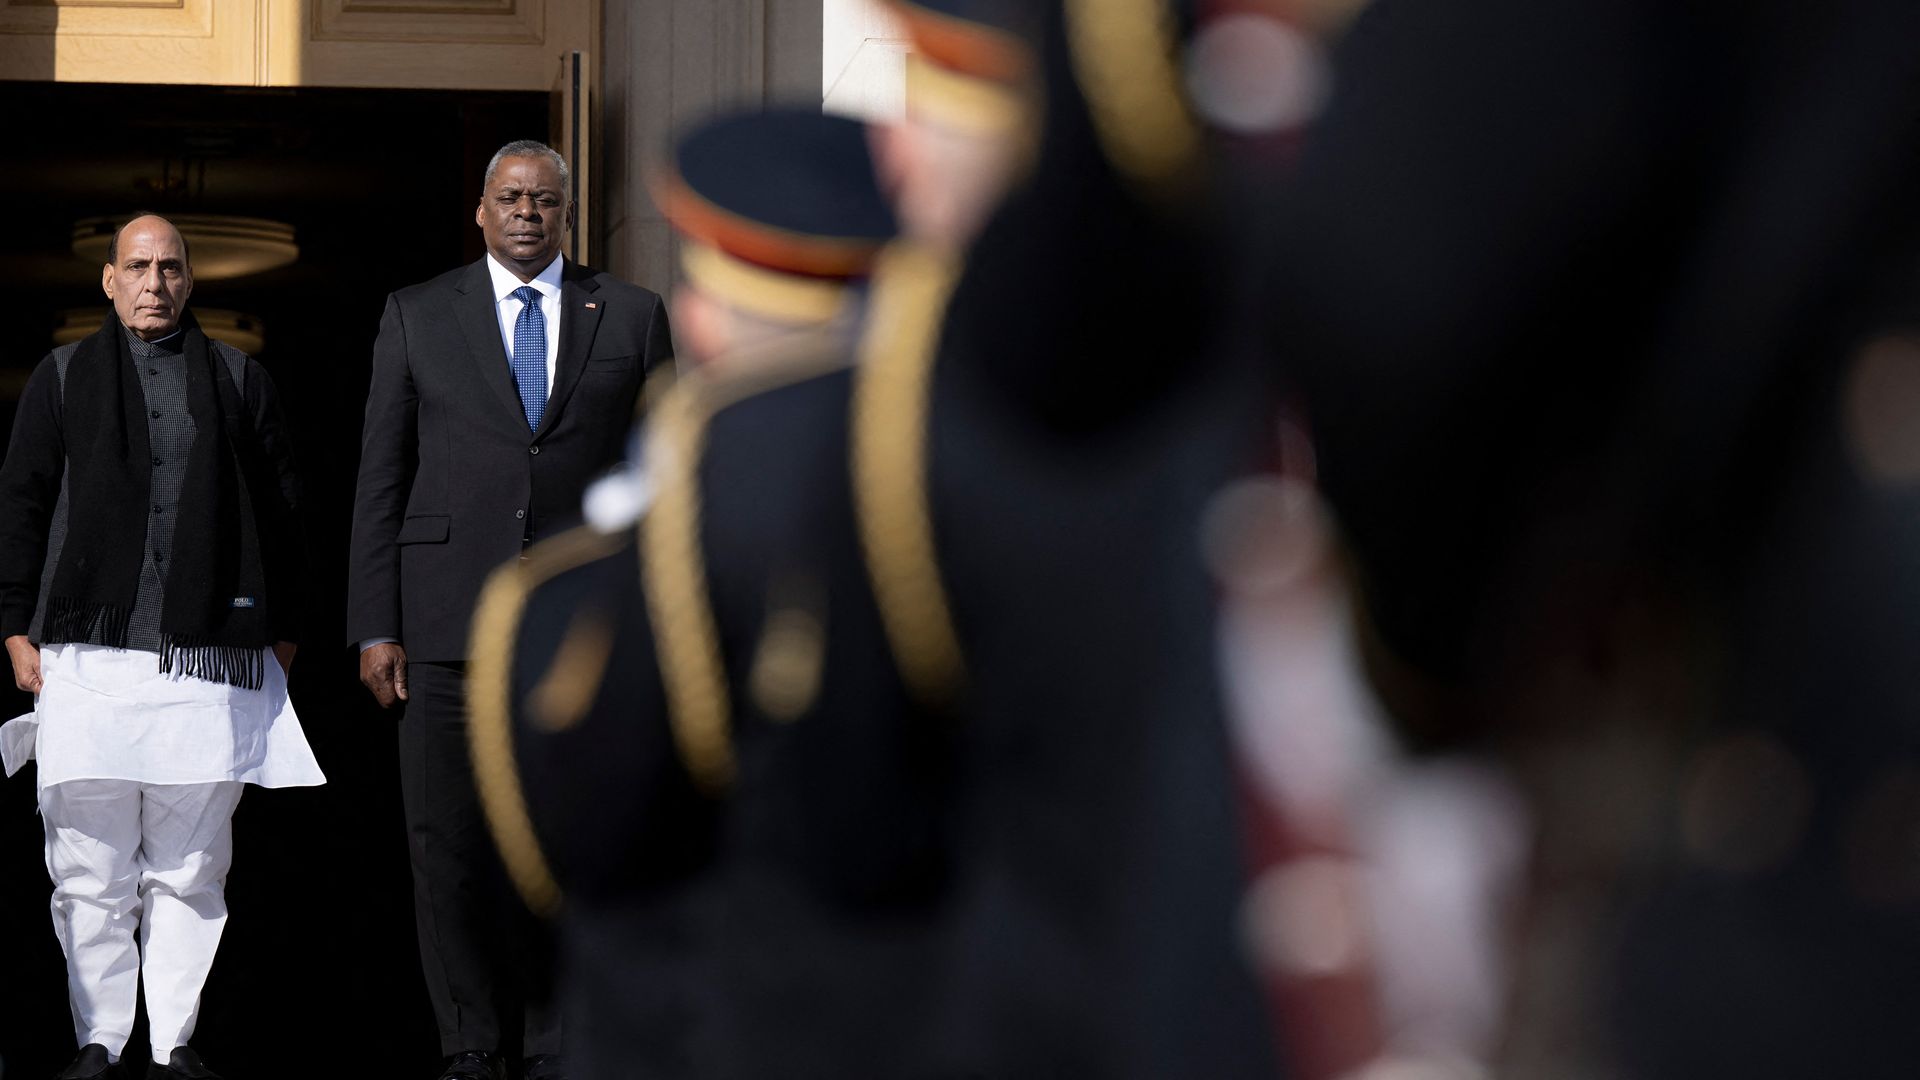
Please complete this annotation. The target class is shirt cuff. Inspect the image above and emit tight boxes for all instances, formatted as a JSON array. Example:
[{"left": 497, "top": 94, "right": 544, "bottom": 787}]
[{"left": 358, "top": 637, "right": 399, "bottom": 652}]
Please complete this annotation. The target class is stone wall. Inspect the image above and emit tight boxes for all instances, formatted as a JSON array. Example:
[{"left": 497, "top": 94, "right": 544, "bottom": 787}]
[
  {"left": 600, "top": 0, "right": 825, "bottom": 294},
  {"left": 599, "top": 0, "right": 916, "bottom": 295}
]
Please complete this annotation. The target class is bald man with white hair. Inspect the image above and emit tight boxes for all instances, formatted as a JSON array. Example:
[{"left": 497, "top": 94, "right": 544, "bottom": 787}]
[{"left": 0, "top": 213, "right": 323, "bottom": 1080}]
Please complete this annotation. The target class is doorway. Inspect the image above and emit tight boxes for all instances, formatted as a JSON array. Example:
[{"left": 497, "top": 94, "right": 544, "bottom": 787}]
[{"left": 0, "top": 80, "right": 550, "bottom": 1079}]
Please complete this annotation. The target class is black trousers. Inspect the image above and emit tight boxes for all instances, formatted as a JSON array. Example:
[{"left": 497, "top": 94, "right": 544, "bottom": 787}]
[{"left": 399, "top": 660, "right": 562, "bottom": 1058}]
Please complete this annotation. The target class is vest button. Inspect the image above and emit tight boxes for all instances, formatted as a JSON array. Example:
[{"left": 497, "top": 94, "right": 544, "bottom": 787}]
[
  {"left": 529, "top": 445, "right": 540, "bottom": 455},
  {"left": 514, "top": 508, "right": 526, "bottom": 520}
]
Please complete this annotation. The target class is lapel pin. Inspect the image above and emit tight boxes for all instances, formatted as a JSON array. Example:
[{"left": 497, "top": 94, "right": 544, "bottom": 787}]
[{"left": 585, "top": 301, "right": 598, "bottom": 309}]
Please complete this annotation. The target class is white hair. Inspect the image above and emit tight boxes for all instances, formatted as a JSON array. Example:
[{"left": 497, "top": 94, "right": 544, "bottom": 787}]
[{"left": 483, "top": 140, "right": 571, "bottom": 197}]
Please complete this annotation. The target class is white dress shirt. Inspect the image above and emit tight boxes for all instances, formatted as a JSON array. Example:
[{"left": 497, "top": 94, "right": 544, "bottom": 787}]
[{"left": 487, "top": 251, "right": 564, "bottom": 398}]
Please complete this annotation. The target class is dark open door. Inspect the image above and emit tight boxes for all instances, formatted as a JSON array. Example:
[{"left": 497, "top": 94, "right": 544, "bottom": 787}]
[{"left": 552, "top": 49, "right": 593, "bottom": 267}]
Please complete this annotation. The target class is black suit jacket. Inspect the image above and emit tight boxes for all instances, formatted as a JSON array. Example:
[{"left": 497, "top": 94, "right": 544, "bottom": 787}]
[{"left": 346, "top": 256, "right": 671, "bottom": 661}]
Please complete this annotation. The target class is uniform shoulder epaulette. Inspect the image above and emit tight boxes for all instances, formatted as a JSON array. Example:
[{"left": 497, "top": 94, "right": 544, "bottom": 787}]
[{"left": 468, "top": 525, "right": 627, "bottom": 916}]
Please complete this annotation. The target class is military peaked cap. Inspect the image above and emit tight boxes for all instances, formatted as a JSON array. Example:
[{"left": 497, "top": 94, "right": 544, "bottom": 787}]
[{"left": 656, "top": 107, "right": 898, "bottom": 321}]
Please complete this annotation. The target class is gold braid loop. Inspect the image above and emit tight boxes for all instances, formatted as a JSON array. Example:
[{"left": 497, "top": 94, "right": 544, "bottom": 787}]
[
  {"left": 468, "top": 525, "right": 624, "bottom": 917},
  {"left": 1065, "top": 0, "right": 1204, "bottom": 197},
  {"left": 852, "top": 243, "right": 967, "bottom": 704},
  {"left": 640, "top": 343, "right": 861, "bottom": 793},
  {"left": 641, "top": 383, "right": 736, "bottom": 795}
]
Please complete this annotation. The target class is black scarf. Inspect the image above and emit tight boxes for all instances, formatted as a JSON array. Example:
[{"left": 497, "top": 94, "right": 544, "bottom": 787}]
[{"left": 44, "top": 312, "right": 291, "bottom": 688}]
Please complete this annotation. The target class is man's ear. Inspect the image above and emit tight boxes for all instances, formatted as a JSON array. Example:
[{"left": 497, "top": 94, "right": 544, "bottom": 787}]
[
  {"left": 867, "top": 121, "right": 914, "bottom": 202},
  {"left": 178, "top": 267, "right": 194, "bottom": 306},
  {"left": 566, "top": 201, "right": 577, "bottom": 236},
  {"left": 671, "top": 286, "right": 728, "bottom": 368},
  {"left": 101, "top": 263, "right": 116, "bottom": 301},
  {"left": 475, "top": 201, "right": 486, "bottom": 229}
]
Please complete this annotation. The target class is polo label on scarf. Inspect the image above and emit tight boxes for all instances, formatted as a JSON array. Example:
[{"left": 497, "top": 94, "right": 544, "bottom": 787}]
[{"left": 231, "top": 597, "right": 256, "bottom": 608}]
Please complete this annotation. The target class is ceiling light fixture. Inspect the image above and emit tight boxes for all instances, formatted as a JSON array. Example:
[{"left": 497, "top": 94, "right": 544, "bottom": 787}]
[{"left": 72, "top": 214, "right": 299, "bottom": 281}]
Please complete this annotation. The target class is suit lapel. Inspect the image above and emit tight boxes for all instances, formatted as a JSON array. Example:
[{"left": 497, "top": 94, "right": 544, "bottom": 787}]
[
  {"left": 535, "top": 263, "right": 604, "bottom": 440},
  {"left": 451, "top": 258, "right": 529, "bottom": 427}
]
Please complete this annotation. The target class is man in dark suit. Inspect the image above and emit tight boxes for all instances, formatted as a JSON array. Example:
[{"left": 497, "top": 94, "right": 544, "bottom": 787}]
[{"left": 346, "top": 139, "right": 671, "bottom": 1080}]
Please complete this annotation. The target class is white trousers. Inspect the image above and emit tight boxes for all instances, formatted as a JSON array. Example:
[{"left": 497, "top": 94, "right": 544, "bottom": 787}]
[{"left": 40, "top": 779, "right": 243, "bottom": 1061}]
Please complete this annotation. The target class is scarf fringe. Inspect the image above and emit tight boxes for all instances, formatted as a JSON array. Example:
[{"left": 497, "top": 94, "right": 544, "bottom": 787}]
[
  {"left": 43, "top": 597, "right": 132, "bottom": 649},
  {"left": 160, "top": 636, "right": 267, "bottom": 691}
]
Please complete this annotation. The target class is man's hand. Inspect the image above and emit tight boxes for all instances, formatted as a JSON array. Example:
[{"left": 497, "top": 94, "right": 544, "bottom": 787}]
[
  {"left": 273, "top": 641, "right": 297, "bottom": 678},
  {"left": 6, "top": 635, "right": 42, "bottom": 694},
  {"left": 360, "top": 641, "right": 409, "bottom": 708}
]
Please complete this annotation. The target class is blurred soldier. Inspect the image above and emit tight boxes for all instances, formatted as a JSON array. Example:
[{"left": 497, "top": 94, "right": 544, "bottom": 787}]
[
  {"left": 467, "top": 104, "right": 911, "bottom": 1080},
  {"left": 882, "top": 1, "right": 1285, "bottom": 1071},
  {"left": 573, "top": 108, "right": 897, "bottom": 532},
  {"left": 872, "top": 0, "right": 1036, "bottom": 251},
  {"left": 470, "top": 0, "right": 1297, "bottom": 1076},
  {"left": 1256, "top": 0, "right": 1920, "bottom": 1074},
  {"left": 0, "top": 213, "right": 322, "bottom": 1080}
]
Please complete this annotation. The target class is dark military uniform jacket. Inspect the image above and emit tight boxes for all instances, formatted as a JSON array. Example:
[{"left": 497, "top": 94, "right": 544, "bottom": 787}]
[{"left": 469, "top": 244, "right": 1283, "bottom": 1079}]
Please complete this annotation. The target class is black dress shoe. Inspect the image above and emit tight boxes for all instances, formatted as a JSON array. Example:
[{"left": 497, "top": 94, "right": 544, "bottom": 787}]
[
  {"left": 438, "top": 1051, "right": 507, "bottom": 1080},
  {"left": 54, "top": 1044, "right": 122, "bottom": 1080},
  {"left": 148, "top": 1047, "right": 223, "bottom": 1080},
  {"left": 522, "top": 1054, "right": 569, "bottom": 1080}
]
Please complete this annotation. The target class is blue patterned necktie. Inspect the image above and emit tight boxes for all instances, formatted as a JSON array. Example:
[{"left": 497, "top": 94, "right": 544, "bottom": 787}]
[{"left": 509, "top": 284, "right": 548, "bottom": 431}]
